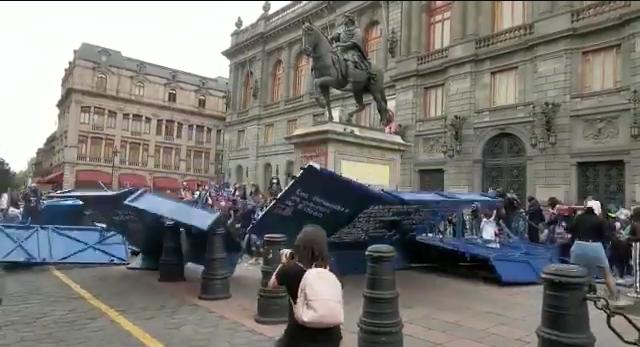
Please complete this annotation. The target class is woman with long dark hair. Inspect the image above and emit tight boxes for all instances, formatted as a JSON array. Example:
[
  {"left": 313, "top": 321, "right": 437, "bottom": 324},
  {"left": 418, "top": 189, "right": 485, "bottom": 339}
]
[{"left": 268, "top": 224, "right": 342, "bottom": 347}]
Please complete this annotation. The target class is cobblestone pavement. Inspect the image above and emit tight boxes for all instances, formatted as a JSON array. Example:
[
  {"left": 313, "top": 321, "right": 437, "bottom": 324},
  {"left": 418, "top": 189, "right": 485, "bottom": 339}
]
[
  {"left": 2, "top": 262, "right": 639, "bottom": 347},
  {"left": 0, "top": 265, "right": 273, "bottom": 347}
]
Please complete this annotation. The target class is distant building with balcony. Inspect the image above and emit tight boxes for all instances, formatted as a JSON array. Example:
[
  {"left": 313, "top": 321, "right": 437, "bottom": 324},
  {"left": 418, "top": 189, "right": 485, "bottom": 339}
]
[
  {"left": 46, "top": 43, "right": 227, "bottom": 191},
  {"left": 224, "top": 1, "right": 640, "bottom": 209}
]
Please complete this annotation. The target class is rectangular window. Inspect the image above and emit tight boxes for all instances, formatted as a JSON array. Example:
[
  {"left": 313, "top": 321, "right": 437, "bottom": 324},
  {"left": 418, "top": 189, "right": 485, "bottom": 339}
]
[
  {"left": 141, "top": 144, "right": 149, "bottom": 165},
  {"left": 92, "top": 107, "right": 105, "bottom": 130},
  {"left": 122, "top": 114, "right": 130, "bottom": 131},
  {"left": 89, "top": 137, "right": 103, "bottom": 160},
  {"left": 120, "top": 141, "right": 128, "bottom": 164},
  {"left": 195, "top": 125, "right": 205, "bottom": 144},
  {"left": 206, "top": 127, "right": 213, "bottom": 144},
  {"left": 215, "top": 129, "right": 223, "bottom": 146},
  {"left": 187, "top": 125, "right": 194, "bottom": 141},
  {"left": 154, "top": 146, "right": 161, "bottom": 168},
  {"left": 423, "top": 85, "right": 446, "bottom": 118},
  {"left": 236, "top": 130, "right": 246, "bottom": 148},
  {"left": 104, "top": 139, "right": 114, "bottom": 162},
  {"left": 132, "top": 115, "right": 143, "bottom": 134},
  {"left": 491, "top": 68, "right": 518, "bottom": 107},
  {"left": 156, "top": 120, "right": 163, "bottom": 136},
  {"left": 287, "top": 119, "right": 298, "bottom": 135},
  {"left": 80, "top": 106, "right": 91, "bottom": 124},
  {"left": 144, "top": 117, "right": 151, "bottom": 134},
  {"left": 164, "top": 120, "right": 175, "bottom": 139},
  {"left": 162, "top": 147, "right": 173, "bottom": 169},
  {"left": 582, "top": 46, "right": 621, "bottom": 92},
  {"left": 264, "top": 124, "right": 274, "bottom": 145},
  {"left": 428, "top": 1, "right": 452, "bottom": 50},
  {"left": 494, "top": 1, "right": 525, "bottom": 32},
  {"left": 176, "top": 122, "right": 183, "bottom": 139},
  {"left": 78, "top": 136, "right": 88, "bottom": 157},
  {"left": 186, "top": 149, "right": 192, "bottom": 172},
  {"left": 174, "top": 148, "right": 180, "bottom": 170},
  {"left": 128, "top": 143, "right": 140, "bottom": 166},
  {"left": 356, "top": 104, "right": 375, "bottom": 127},
  {"left": 193, "top": 151, "right": 203, "bottom": 172},
  {"left": 106, "top": 111, "right": 117, "bottom": 129},
  {"left": 203, "top": 152, "right": 210, "bottom": 174}
]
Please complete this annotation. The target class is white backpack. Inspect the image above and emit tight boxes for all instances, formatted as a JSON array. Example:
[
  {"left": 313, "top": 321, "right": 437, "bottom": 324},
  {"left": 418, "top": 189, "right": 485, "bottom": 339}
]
[{"left": 293, "top": 266, "right": 344, "bottom": 328}]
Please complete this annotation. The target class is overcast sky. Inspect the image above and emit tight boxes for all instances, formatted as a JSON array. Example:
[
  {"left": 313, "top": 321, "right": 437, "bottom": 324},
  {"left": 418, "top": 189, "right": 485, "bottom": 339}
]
[{"left": 0, "top": 1, "right": 288, "bottom": 172}]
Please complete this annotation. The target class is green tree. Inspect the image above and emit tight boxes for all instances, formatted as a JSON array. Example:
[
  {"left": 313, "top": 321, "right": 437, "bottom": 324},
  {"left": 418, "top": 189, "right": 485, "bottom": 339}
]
[
  {"left": 13, "top": 170, "right": 29, "bottom": 189},
  {"left": 0, "top": 158, "right": 15, "bottom": 193}
]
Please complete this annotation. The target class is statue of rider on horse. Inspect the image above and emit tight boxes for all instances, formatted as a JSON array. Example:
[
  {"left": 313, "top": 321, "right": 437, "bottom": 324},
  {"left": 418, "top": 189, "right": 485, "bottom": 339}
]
[
  {"left": 302, "top": 14, "right": 397, "bottom": 130},
  {"left": 328, "top": 14, "right": 374, "bottom": 81}
]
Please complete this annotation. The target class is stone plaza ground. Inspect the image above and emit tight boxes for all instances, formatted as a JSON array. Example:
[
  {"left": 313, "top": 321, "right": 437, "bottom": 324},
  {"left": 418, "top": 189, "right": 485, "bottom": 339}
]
[{"left": 1, "top": 261, "right": 638, "bottom": 347}]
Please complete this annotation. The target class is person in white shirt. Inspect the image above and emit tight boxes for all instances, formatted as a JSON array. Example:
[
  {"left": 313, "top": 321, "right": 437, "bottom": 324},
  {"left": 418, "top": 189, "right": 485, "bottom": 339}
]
[{"left": 481, "top": 209, "right": 498, "bottom": 243}]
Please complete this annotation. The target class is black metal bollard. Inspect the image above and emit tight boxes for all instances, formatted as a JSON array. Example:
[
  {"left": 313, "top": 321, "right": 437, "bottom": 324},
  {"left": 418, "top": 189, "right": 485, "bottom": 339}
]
[
  {"left": 358, "top": 244, "right": 403, "bottom": 347},
  {"left": 158, "top": 221, "right": 185, "bottom": 282},
  {"left": 199, "top": 226, "right": 232, "bottom": 300},
  {"left": 255, "top": 234, "right": 288, "bottom": 325},
  {"left": 536, "top": 264, "right": 595, "bottom": 347}
]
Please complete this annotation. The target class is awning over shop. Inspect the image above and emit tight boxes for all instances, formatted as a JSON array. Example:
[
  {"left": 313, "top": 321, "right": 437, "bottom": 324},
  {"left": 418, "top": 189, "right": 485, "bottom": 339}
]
[
  {"left": 153, "top": 177, "right": 181, "bottom": 192},
  {"left": 75, "top": 170, "right": 112, "bottom": 187},
  {"left": 118, "top": 173, "right": 148, "bottom": 188},
  {"left": 36, "top": 171, "right": 63, "bottom": 184}
]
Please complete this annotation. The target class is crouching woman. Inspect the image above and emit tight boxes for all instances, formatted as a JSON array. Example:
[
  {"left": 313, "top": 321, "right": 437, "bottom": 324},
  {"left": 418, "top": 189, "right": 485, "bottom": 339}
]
[{"left": 268, "top": 224, "right": 343, "bottom": 347}]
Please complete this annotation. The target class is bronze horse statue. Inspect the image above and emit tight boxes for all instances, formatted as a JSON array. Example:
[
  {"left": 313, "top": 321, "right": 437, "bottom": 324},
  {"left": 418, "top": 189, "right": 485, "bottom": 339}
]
[{"left": 302, "top": 21, "right": 393, "bottom": 126}]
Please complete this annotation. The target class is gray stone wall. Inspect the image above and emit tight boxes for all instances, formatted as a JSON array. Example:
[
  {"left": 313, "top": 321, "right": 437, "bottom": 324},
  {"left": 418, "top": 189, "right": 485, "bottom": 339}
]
[{"left": 225, "top": 1, "right": 640, "bottom": 206}]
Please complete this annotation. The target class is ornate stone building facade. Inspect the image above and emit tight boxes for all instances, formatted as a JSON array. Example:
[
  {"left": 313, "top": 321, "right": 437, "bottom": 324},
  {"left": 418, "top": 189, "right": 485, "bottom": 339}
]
[
  {"left": 224, "top": 1, "right": 640, "bottom": 209},
  {"left": 40, "top": 43, "right": 227, "bottom": 191}
]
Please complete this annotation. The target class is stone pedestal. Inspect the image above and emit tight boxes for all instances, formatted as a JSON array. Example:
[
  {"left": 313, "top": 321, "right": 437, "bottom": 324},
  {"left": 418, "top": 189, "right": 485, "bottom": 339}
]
[{"left": 285, "top": 122, "right": 410, "bottom": 190}]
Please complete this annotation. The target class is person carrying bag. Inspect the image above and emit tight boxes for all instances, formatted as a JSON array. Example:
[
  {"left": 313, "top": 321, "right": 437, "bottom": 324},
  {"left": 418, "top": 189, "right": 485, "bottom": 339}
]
[{"left": 268, "top": 224, "right": 343, "bottom": 347}]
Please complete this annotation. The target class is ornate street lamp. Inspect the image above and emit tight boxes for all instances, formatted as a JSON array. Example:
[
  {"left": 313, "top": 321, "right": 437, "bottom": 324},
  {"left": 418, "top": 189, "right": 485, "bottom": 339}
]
[
  {"left": 529, "top": 130, "right": 538, "bottom": 148},
  {"left": 530, "top": 102, "right": 560, "bottom": 152},
  {"left": 629, "top": 89, "right": 640, "bottom": 140}
]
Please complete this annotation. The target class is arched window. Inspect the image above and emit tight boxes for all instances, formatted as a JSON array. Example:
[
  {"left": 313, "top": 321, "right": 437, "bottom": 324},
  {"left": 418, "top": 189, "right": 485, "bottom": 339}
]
[
  {"left": 96, "top": 73, "right": 107, "bottom": 91},
  {"left": 293, "top": 54, "right": 309, "bottom": 97},
  {"left": 198, "top": 95, "right": 206, "bottom": 108},
  {"left": 241, "top": 71, "right": 253, "bottom": 109},
  {"left": 135, "top": 82, "right": 144, "bottom": 96},
  {"left": 168, "top": 89, "right": 177, "bottom": 103},
  {"left": 271, "top": 60, "right": 284, "bottom": 102},
  {"left": 364, "top": 22, "right": 383, "bottom": 64}
]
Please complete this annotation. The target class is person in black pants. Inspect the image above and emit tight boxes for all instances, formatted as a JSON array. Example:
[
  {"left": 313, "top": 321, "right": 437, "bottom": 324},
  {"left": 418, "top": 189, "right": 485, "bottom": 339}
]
[
  {"left": 268, "top": 225, "right": 342, "bottom": 347},
  {"left": 526, "top": 196, "right": 544, "bottom": 243}
]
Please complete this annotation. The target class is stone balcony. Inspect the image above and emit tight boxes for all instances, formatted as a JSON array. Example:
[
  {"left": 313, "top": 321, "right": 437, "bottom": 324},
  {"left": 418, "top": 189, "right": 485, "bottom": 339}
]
[
  {"left": 571, "top": 1, "right": 631, "bottom": 23},
  {"left": 475, "top": 24, "right": 534, "bottom": 50}
]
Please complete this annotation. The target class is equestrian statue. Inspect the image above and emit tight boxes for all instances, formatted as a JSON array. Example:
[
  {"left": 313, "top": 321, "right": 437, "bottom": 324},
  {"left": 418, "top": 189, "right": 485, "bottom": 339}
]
[{"left": 302, "top": 14, "right": 394, "bottom": 128}]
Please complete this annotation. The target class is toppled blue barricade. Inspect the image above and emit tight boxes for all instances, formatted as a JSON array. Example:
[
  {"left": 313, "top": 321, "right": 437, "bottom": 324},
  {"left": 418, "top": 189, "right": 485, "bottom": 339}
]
[
  {"left": 250, "top": 164, "right": 557, "bottom": 283},
  {"left": 0, "top": 224, "right": 128, "bottom": 265}
]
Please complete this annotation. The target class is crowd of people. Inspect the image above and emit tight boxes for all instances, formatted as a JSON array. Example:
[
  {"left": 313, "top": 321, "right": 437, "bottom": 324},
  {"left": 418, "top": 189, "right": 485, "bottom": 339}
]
[
  {"left": 0, "top": 184, "right": 42, "bottom": 223},
  {"left": 176, "top": 177, "right": 285, "bottom": 265}
]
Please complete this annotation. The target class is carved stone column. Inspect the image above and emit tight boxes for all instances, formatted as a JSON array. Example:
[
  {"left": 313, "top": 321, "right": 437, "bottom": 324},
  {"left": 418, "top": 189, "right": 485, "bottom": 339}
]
[
  {"left": 537, "top": 1, "right": 553, "bottom": 17},
  {"left": 476, "top": 1, "right": 493, "bottom": 37},
  {"left": 410, "top": 1, "right": 422, "bottom": 53},
  {"left": 400, "top": 1, "right": 412, "bottom": 56},
  {"left": 451, "top": 1, "right": 466, "bottom": 43},
  {"left": 464, "top": 1, "right": 478, "bottom": 38}
]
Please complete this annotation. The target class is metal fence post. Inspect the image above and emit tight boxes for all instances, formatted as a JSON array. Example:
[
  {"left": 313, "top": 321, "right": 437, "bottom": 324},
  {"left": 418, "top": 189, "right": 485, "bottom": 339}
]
[
  {"left": 255, "top": 233, "right": 288, "bottom": 325},
  {"left": 158, "top": 221, "right": 185, "bottom": 282},
  {"left": 536, "top": 264, "right": 595, "bottom": 347},
  {"left": 358, "top": 244, "right": 403, "bottom": 347},
  {"left": 199, "top": 226, "right": 232, "bottom": 300}
]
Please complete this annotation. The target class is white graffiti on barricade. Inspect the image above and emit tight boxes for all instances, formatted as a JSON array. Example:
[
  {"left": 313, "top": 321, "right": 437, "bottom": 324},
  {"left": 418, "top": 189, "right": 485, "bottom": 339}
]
[{"left": 272, "top": 188, "right": 350, "bottom": 218}]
